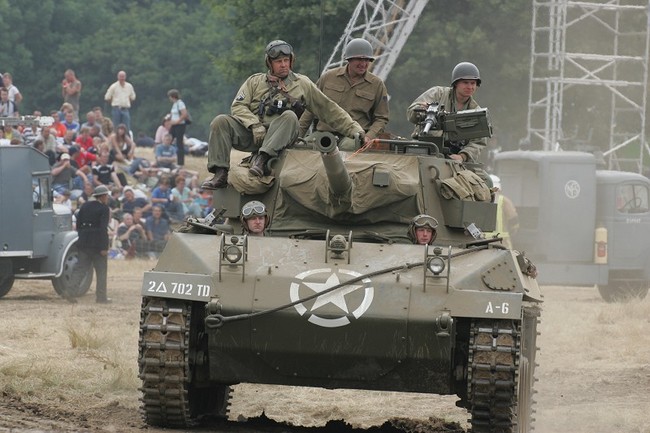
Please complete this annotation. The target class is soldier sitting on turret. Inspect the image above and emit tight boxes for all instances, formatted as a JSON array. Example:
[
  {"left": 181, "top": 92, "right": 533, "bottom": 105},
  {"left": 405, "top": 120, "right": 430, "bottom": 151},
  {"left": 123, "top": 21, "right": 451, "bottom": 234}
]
[
  {"left": 201, "top": 40, "right": 364, "bottom": 190},
  {"left": 407, "top": 214, "right": 439, "bottom": 245},
  {"left": 240, "top": 200, "right": 270, "bottom": 236}
]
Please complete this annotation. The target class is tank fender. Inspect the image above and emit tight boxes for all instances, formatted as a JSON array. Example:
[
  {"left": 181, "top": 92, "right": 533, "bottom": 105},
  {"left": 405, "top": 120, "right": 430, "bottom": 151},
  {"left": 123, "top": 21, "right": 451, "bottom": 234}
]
[{"left": 41, "top": 231, "right": 78, "bottom": 276}]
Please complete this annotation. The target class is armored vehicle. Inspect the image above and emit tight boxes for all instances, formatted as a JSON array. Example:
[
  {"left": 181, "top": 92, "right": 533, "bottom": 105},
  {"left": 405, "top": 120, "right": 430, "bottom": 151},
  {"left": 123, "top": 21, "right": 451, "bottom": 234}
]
[
  {"left": 138, "top": 108, "right": 542, "bottom": 432},
  {"left": 0, "top": 116, "right": 92, "bottom": 298},
  {"left": 494, "top": 150, "right": 650, "bottom": 301}
]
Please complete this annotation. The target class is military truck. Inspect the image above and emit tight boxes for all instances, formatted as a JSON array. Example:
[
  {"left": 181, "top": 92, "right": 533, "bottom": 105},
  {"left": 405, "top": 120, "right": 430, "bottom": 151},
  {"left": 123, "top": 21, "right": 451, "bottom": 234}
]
[
  {"left": 138, "top": 108, "right": 542, "bottom": 432},
  {"left": 0, "top": 116, "right": 91, "bottom": 298},
  {"left": 494, "top": 150, "right": 650, "bottom": 301}
]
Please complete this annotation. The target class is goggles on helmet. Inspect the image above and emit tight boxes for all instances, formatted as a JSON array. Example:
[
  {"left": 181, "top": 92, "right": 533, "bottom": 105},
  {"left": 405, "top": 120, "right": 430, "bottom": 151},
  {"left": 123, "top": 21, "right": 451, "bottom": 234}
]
[
  {"left": 412, "top": 215, "right": 438, "bottom": 229},
  {"left": 242, "top": 202, "right": 266, "bottom": 217},
  {"left": 267, "top": 42, "right": 293, "bottom": 59}
]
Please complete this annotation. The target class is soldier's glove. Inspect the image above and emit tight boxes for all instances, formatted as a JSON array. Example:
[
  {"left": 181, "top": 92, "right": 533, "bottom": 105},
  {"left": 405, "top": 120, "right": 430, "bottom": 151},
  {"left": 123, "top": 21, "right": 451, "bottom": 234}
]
[
  {"left": 251, "top": 123, "right": 266, "bottom": 146},
  {"left": 353, "top": 130, "right": 365, "bottom": 148}
]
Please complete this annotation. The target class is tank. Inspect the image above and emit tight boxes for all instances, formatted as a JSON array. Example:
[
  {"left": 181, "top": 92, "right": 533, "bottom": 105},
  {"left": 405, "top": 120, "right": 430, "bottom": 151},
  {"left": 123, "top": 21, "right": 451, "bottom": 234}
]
[{"left": 138, "top": 108, "right": 543, "bottom": 432}]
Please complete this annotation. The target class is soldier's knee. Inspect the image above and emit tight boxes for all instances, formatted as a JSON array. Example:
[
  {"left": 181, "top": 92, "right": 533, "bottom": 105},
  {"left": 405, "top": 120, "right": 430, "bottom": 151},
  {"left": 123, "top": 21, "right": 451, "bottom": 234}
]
[{"left": 210, "top": 114, "right": 230, "bottom": 130}]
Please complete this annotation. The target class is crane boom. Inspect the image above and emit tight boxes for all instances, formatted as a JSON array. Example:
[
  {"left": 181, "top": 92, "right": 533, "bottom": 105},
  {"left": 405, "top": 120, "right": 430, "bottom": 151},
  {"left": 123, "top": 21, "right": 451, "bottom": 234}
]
[{"left": 322, "top": 0, "right": 427, "bottom": 81}]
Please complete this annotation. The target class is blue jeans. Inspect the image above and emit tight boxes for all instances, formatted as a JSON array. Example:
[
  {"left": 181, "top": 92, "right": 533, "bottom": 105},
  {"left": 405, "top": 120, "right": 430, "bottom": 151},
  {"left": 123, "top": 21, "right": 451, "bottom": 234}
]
[{"left": 111, "top": 106, "right": 131, "bottom": 133}]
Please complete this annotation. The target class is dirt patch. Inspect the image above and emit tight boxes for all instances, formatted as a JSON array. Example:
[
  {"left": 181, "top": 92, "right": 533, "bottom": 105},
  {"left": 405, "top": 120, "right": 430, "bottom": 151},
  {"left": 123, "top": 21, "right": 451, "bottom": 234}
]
[{"left": 1, "top": 261, "right": 649, "bottom": 433}]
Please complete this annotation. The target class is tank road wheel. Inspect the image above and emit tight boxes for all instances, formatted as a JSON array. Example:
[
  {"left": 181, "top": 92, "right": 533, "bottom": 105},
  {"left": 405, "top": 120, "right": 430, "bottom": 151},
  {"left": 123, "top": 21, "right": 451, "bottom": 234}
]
[
  {"left": 52, "top": 246, "right": 92, "bottom": 298},
  {"left": 598, "top": 280, "right": 649, "bottom": 303},
  {"left": 138, "top": 297, "right": 231, "bottom": 428},
  {"left": 467, "top": 313, "right": 539, "bottom": 433}
]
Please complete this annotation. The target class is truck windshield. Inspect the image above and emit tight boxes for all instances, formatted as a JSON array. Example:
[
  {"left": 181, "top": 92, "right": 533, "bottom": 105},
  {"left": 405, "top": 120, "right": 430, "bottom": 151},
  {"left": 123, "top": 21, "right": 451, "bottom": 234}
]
[
  {"left": 615, "top": 183, "right": 649, "bottom": 214},
  {"left": 32, "top": 176, "right": 52, "bottom": 210}
]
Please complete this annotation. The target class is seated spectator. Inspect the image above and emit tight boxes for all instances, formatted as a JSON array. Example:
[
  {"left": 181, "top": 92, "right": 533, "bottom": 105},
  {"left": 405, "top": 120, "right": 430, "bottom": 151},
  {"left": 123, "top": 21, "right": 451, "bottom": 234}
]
[
  {"left": 69, "top": 145, "right": 96, "bottom": 172},
  {"left": 116, "top": 212, "right": 148, "bottom": 259},
  {"left": 171, "top": 175, "right": 202, "bottom": 219},
  {"left": 154, "top": 116, "right": 171, "bottom": 144},
  {"left": 93, "top": 106, "right": 114, "bottom": 137},
  {"left": 75, "top": 126, "right": 95, "bottom": 152},
  {"left": 61, "top": 129, "right": 76, "bottom": 151},
  {"left": 61, "top": 110, "right": 80, "bottom": 136},
  {"left": 0, "top": 127, "right": 9, "bottom": 146},
  {"left": 50, "top": 110, "right": 68, "bottom": 137},
  {"left": 76, "top": 182, "right": 96, "bottom": 208},
  {"left": 51, "top": 153, "right": 89, "bottom": 197},
  {"left": 92, "top": 151, "right": 123, "bottom": 188},
  {"left": 0, "top": 87, "right": 17, "bottom": 117},
  {"left": 154, "top": 133, "right": 177, "bottom": 170},
  {"left": 58, "top": 102, "right": 75, "bottom": 121},
  {"left": 128, "top": 157, "right": 158, "bottom": 188},
  {"left": 122, "top": 186, "right": 152, "bottom": 217},
  {"left": 36, "top": 127, "right": 60, "bottom": 165},
  {"left": 108, "top": 123, "right": 135, "bottom": 165},
  {"left": 54, "top": 189, "right": 73, "bottom": 210},
  {"left": 151, "top": 176, "right": 180, "bottom": 221},
  {"left": 81, "top": 110, "right": 104, "bottom": 138},
  {"left": 146, "top": 205, "right": 171, "bottom": 258}
]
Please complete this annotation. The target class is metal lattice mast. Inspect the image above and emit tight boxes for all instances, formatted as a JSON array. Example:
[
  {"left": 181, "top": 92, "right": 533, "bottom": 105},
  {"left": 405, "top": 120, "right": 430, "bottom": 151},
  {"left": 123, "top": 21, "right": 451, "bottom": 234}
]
[
  {"left": 322, "top": 0, "right": 428, "bottom": 81},
  {"left": 527, "top": 0, "right": 650, "bottom": 173}
]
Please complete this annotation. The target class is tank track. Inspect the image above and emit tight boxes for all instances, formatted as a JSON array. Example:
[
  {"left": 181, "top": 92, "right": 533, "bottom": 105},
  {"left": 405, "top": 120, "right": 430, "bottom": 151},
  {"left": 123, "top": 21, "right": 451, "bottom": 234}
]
[
  {"left": 467, "top": 309, "right": 539, "bottom": 433},
  {"left": 139, "top": 297, "right": 194, "bottom": 427}
]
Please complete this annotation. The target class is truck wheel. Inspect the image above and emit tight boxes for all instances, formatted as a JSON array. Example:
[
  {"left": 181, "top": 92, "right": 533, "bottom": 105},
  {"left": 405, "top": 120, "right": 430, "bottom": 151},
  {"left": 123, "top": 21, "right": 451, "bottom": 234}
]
[
  {"left": 0, "top": 273, "right": 14, "bottom": 298},
  {"left": 597, "top": 281, "right": 649, "bottom": 303},
  {"left": 52, "top": 246, "right": 93, "bottom": 298}
]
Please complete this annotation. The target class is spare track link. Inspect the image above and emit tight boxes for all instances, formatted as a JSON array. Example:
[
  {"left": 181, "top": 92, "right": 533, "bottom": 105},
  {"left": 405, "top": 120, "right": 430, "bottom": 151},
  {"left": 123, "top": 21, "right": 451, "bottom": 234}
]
[
  {"left": 467, "top": 318, "right": 520, "bottom": 433},
  {"left": 138, "top": 297, "right": 194, "bottom": 427}
]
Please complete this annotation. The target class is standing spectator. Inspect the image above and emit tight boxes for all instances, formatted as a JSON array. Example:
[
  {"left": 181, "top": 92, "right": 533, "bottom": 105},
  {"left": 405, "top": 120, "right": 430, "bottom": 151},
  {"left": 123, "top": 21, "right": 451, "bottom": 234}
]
[
  {"left": 0, "top": 87, "right": 17, "bottom": 117},
  {"left": 69, "top": 185, "right": 111, "bottom": 303},
  {"left": 167, "top": 89, "right": 190, "bottom": 167},
  {"left": 104, "top": 70, "right": 136, "bottom": 133},
  {"left": 154, "top": 133, "right": 177, "bottom": 170},
  {"left": 2, "top": 73, "right": 22, "bottom": 107},
  {"left": 154, "top": 116, "right": 171, "bottom": 144},
  {"left": 93, "top": 106, "right": 114, "bottom": 137},
  {"left": 146, "top": 205, "right": 171, "bottom": 258},
  {"left": 61, "top": 69, "right": 82, "bottom": 121}
]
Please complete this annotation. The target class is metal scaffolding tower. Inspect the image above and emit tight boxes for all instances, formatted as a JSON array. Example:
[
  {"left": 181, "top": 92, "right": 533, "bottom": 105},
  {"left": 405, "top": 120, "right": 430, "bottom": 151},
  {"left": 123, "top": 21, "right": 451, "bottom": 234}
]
[
  {"left": 322, "top": 0, "right": 427, "bottom": 81},
  {"left": 527, "top": 0, "right": 650, "bottom": 172}
]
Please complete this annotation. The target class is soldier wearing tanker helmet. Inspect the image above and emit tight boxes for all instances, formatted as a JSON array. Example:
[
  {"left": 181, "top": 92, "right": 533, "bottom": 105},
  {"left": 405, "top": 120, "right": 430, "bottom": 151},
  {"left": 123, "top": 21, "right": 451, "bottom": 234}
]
[
  {"left": 240, "top": 200, "right": 270, "bottom": 236},
  {"left": 201, "top": 40, "right": 365, "bottom": 190},
  {"left": 299, "top": 38, "right": 389, "bottom": 149},
  {"left": 406, "top": 61, "right": 485, "bottom": 163},
  {"left": 407, "top": 214, "right": 439, "bottom": 245}
]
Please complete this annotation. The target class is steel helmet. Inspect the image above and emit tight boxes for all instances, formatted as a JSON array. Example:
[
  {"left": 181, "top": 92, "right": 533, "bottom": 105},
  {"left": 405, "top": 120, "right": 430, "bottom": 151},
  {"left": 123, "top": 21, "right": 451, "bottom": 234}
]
[
  {"left": 489, "top": 174, "right": 501, "bottom": 190},
  {"left": 343, "top": 38, "right": 375, "bottom": 61},
  {"left": 265, "top": 40, "right": 294, "bottom": 69},
  {"left": 407, "top": 214, "right": 439, "bottom": 244},
  {"left": 451, "top": 62, "right": 481, "bottom": 86},
  {"left": 240, "top": 200, "right": 270, "bottom": 231}
]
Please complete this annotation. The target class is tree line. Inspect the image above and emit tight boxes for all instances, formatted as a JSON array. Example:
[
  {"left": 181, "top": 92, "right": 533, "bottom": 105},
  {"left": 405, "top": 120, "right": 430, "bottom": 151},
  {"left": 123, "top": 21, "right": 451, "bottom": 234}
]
[{"left": 1, "top": 0, "right": 532, "bottom": 148}]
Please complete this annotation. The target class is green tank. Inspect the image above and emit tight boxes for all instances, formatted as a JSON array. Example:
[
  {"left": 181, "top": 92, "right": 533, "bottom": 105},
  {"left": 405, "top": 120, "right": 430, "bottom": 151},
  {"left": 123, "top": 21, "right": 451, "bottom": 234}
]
[{"left": 138, "top": 108, "right": 543, "bottom": 432}]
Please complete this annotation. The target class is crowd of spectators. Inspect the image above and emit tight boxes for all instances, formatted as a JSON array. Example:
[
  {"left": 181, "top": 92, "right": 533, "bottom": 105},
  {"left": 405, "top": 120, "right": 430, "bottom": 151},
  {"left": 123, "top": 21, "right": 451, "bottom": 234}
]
[{"left": 0, "top": 70, "right": 212, "bottom": 260}]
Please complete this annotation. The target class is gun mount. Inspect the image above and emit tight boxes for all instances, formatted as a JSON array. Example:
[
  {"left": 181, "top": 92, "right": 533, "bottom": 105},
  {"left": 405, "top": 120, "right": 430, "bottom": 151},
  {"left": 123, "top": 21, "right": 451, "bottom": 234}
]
[
  {"left": 307, "top": 131, "right": 352, "bottom": 197},
  {"left": 413, "top": 106, "right": 492, "bottom": 153}
]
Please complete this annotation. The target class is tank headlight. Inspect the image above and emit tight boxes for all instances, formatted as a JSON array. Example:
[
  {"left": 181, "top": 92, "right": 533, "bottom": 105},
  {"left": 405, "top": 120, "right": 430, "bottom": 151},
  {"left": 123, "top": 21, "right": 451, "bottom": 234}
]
[
  {"left": 427, "top": 257, "right": 446, "bottom": 275},
  {"left": 224, "top": 245, "right": 243, "bottom": 263}
]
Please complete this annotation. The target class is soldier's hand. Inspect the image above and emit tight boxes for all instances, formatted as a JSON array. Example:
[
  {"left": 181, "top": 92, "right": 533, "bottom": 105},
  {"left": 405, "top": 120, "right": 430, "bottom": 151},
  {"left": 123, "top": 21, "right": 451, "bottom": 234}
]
[{"left": 251, "top": 123, "right": 266, "bottom": 146}]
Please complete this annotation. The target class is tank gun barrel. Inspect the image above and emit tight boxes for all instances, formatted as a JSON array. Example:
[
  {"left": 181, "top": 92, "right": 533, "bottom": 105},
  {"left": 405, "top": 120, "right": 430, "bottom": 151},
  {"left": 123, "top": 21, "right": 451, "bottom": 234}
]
[{"left": 308, "top": 131, "right": 352, "bottom": 197}]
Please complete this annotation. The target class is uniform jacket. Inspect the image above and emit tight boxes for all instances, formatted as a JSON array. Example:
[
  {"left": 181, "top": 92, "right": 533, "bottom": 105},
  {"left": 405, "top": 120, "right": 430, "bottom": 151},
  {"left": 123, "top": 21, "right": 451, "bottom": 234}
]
[
  {"left": 76, "top": 200, "right": 110, "bottom": 251},
  {"left": 231, "top": 71, "right": 363, "bottom": 138},
  {"left": 406, "top": 86, "right": 485, "bottom": 162},
  {"left": 299, "top": 66, "right": 389, "bottom": 139}
]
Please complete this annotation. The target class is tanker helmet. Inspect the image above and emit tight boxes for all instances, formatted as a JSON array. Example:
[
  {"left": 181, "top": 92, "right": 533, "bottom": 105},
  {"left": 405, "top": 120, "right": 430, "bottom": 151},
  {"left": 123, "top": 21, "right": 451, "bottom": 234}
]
[
  {"left": 265, "top": 40, "right": 294, "bottom": 69},
  {"left": 407, "top": 214, "right": 439, "bottom": 245},
  {"left": 344, "top": 38, "right": 375, "bottom": 61},
  {"left": 451, "top": 62, "right": 481, "bottom": 86},
  {"left": 240, "top": 200, "right": 270, "bottom": 230}
]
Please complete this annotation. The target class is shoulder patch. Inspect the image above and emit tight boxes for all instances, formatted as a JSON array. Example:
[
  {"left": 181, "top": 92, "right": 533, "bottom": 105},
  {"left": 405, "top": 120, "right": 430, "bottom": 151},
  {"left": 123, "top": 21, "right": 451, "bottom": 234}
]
[{"left": 235, "top": 93, "right": 245, "bottom": 101}]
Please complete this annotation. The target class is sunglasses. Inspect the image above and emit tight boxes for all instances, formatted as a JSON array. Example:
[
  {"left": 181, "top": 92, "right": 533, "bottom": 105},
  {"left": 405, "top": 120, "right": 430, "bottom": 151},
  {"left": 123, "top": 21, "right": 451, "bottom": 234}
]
[
  {"left": 242, "top": 203, "right": 266, "bottom": 217},
  {"left": 413, "top": 215, "right": 438, "bottom": 229},
  {"left": 267, "top": 43, "right": 293, "bottom": 59}
]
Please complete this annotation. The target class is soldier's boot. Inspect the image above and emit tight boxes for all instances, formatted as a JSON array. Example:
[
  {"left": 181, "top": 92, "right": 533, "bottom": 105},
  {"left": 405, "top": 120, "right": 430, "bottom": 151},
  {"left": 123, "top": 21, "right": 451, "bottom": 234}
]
[
  {"left": 249, "top": 152, "right": 270, "bottom": 177},
  {"left": 201, "top": 167, "right": 229, "bottom": 190}
]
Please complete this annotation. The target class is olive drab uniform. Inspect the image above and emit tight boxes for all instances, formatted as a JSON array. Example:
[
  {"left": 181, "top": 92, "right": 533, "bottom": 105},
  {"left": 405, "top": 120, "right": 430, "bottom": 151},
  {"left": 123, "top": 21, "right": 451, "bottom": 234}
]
[
  {"left": 406, "top": 86, "right": 486, "bottom": 163},
  {"left": 299, "top": 66, "right": 389, "bottom": 140},
  {"left": 207, "top": 71, "right": 364, "bottom": 172}
]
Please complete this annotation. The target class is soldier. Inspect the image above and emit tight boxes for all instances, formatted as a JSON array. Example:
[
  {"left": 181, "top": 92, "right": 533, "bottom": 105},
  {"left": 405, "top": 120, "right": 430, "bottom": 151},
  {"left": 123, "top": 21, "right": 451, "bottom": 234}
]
[
  {"left": 240, "top": 200, "right": 270, "bottom": 236},
  {"left": 406, "top": 62, "right": 485, "bottom": 163},
  {"left": 484, "top": 175, "right": 519, "bottom": 249},
  {"left": 407, "top": 214, "right": 439, "bottom": 245},
  {"left": 71, "top": 185, "right": 112, "bottom": 303},
  {"left": 201, "top": 40, "right": 365, "bottom": 190},
  {"left": 299, "top": 38, "right": 389, "bottom": 149}
]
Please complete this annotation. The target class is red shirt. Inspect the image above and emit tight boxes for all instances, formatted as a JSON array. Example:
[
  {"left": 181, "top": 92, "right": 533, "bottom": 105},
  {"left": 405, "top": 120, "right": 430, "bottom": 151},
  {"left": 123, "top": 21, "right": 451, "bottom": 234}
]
[
  {"left": 75, "top": 135, "right": 94, "bottom": 151},
  {"left": 72, "top": 149, "right": 97, "bottom": 167}
]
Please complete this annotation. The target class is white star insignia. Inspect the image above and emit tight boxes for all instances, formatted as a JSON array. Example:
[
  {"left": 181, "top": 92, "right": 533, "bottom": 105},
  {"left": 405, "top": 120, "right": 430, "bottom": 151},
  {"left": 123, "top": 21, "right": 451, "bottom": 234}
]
[{"left": 303, "top": 273, "right": 361, "bottom": 313}]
